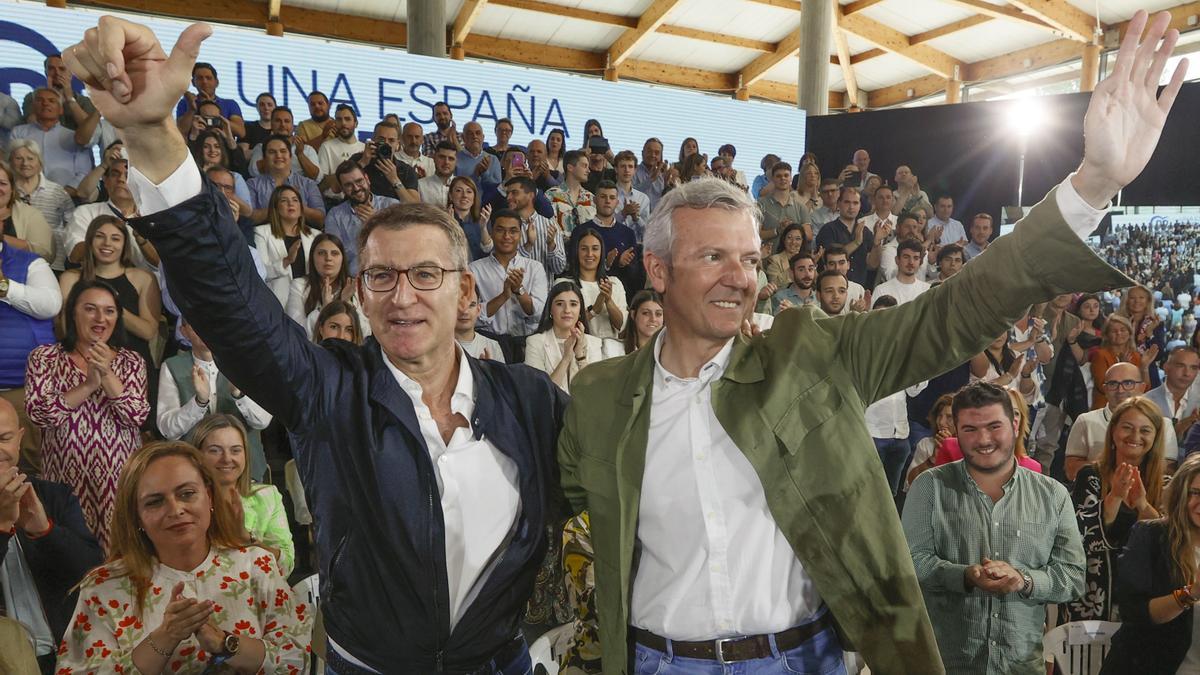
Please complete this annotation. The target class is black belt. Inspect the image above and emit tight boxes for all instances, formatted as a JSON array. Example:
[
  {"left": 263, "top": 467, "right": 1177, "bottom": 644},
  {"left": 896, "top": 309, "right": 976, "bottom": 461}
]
[
  {"left": 631, "top": 613, "right": 832, "bottom": 663},
  {"left": 325, "top": 635, "right": 525, "bottom": 675}
]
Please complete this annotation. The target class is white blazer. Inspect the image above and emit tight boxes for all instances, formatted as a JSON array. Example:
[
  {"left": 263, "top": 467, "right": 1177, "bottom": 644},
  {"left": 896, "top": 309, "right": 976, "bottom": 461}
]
[
  {"left": 253, "top": 224, "right": 317, "bottom": 306},
  {"left": 524, "top": 330, "right": 606, "bottom": 393}
]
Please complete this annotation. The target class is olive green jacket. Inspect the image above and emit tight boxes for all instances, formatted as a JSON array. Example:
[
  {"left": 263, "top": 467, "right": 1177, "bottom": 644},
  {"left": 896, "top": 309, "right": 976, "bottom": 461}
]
[{"left": 557, "top": 187, "right": 1132, "bottom": 674}]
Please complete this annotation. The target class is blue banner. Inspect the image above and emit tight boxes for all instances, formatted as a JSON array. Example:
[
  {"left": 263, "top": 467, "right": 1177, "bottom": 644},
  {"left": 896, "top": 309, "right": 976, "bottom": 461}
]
[{"left": 0, "top": 0, "right": 806, "bottom": 179}]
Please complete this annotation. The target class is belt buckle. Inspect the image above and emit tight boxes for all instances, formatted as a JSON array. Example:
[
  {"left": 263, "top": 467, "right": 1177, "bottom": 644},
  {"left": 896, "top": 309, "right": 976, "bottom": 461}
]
[{"left": 713, "top": 635, "right": 741, "bottom": 664}]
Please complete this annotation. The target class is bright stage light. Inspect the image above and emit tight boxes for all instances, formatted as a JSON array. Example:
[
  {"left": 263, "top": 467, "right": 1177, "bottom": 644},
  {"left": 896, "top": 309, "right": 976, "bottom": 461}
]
[{"left": 1007, "top": 96, "right": 1046, "bottom": 138}]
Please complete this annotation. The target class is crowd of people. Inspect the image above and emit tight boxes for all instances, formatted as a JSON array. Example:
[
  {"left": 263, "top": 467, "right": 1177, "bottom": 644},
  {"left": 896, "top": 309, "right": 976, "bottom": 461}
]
[{"left": 0, "top": 8, "right": 1194, "bottom": 675}]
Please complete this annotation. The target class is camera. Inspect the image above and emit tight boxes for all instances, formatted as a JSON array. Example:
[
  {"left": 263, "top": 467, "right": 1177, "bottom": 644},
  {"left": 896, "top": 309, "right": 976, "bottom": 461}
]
[
  {"left": 203, "top": 115, "right": 218, "bottom": 127},
  {"left": 376, "top": 143, "right": 393, "bottom": 161},
  {"left": 587, "top": 136, "right": 610, "bottom": 155}
]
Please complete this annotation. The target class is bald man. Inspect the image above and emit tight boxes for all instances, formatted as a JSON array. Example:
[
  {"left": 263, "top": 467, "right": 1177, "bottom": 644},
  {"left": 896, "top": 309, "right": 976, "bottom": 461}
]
[
  {"left": 398, "top": 121, "right": 435, "bottom": 179},
  {"left": 1064, "top": 362, "right": 1180, "bottom": 480},
  {"left": 0, "top": 396, "right": 102, "bottom": 673}
]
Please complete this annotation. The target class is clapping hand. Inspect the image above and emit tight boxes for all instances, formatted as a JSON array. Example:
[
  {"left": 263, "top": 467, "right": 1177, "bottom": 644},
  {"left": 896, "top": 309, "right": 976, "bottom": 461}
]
[
  {"left": 1110, "top": 462, "right": 1136, "bottom": 501},
  {"left": 504, "top": 267, "right": 525, "bottom": 296},
  {"left": 157, "top": 582, "right": 214, "bottom": 646},
  {"left": 0, "top": 467, "right": 31, "bottom": 529},
  {"left": 605, "top": 247, "right": 620, "bottom": 268},
  {"left": 282, "top": 239, "right": 302, "bottom": 267},
  {"left": 1124, "top": 465, "right": 1149, "bottom": 510},
  {"left": 571, "top": 322, "right": 588, "bottom": 359},
  {"left": 190, "top": 364, "right": 211, "bottom": 404},
  {"left": 758, "top": 282, "right": 778, "bottom": 301},
  {"left": 618, "top": 247, "right": 637, "bottom": 268}
]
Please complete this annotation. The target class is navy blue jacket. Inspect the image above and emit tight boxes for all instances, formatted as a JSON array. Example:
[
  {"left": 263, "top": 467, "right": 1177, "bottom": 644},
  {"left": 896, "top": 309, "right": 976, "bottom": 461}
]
[
  {"left": 132, "top": 179, "right": 569, "bottom": 673},
  {"left": 0, "top": 478, "right": 102, "bottom": 641}
]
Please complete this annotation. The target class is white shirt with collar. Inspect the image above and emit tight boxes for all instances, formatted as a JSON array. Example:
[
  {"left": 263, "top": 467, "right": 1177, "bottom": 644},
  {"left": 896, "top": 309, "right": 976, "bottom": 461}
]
[
  {"left": 0, "top": 240, "right": 62, "bottom": 321},
  {"left": 379, "top": 345, "right": 521, "bottom": 628},
  {"left": 632, "top": 330, "right": 822, "bottom": 640},
  {"left": 155, "top": 353, "right": 273, "bottom": 440},
  {"left": 857, "top": 211, "right": 895, "bottom": 237},
  {"left": 418, "top": 173, "right": 451, "bottom": 207},
  {"left": 865, "top": 382, "right": 928, "bottom": 439},
  {"left": 398, "top": 150, "right": 436, "bottom": 179}
]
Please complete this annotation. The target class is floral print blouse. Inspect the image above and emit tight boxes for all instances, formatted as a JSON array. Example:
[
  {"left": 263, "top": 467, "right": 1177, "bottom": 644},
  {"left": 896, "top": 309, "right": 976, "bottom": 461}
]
[{"left": 56, "top": 546, "right": 311, "bottom": 674}]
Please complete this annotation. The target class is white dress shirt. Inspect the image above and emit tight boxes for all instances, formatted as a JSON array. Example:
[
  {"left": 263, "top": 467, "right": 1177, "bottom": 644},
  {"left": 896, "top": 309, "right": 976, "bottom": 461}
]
[
  {"left": 468, "top": 254, "right": 547, "bottom": 337},
  {"left": 865, "top": 383, "right": 928, "bottom": 439},
  {"left": 380, "top": 345, "right": 521, "bottom": 628},
  {"left": 248, "top": 142, "right": 324, "bottom": 181},
  {"left": 632, "top": 331, "right": 822, "bottom": 640},
  {"left": 837, "top": 280, "right": 867, "bottom": 316},
  {"left": 0, "top": 242, "right": 62, "bottom": 320},
  {"left": 398, "top": 150, "right": 436, "bottom": 179},
  {"left": 418, "top": 174, "right": 451, "bottom": 207},
  {"left": 156, "top": 353, "right": 273, "bottom": 440}
]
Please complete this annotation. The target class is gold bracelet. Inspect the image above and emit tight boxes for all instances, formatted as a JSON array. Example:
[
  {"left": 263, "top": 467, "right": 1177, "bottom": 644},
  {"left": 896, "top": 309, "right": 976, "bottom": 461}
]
[{"left": 146, "top": 634, "right": 173, "bottom": 657}]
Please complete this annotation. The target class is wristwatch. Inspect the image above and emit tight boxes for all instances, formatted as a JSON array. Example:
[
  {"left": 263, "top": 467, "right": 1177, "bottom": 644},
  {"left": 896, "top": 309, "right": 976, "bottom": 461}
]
[
  {"left": 209, "top": 631, "right": 241, "bottom": 666},
  {"left": 0, "top": 279, "right": 9, "bottom": 297},
  {"left": 1019, "top": 571, "right": 1034, "bottom": 598}
]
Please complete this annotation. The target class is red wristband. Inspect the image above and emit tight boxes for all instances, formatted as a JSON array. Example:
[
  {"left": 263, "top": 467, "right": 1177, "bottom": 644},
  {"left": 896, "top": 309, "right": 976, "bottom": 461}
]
[{"left": 27, "top": 518, "right": 54, "bottom": 539}]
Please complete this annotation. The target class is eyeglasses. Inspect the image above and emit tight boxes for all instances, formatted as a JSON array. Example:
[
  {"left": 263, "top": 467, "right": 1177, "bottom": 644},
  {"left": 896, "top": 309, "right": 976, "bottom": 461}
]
[
  {"left": 1102, "top": 379, "right": 1142, "bottom": 391},
  {"left": 359, "top": 265, "right": 462, "bottom": 292}
]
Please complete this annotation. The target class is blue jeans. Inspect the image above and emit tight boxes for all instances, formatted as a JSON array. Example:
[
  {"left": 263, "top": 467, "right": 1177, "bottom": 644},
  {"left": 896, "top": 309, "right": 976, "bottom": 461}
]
[
  {"left": 631, "top": 621, "right": 847, "bottom": 675},
  {"left": 874, "top": 437, "right": 911, "bottom": 496}
]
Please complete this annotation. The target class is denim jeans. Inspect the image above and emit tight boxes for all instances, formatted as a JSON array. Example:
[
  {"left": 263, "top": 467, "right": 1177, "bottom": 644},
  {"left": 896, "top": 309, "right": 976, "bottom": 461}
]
[
  {"left": 630, "top": 621, "right": 847, "bottom": 675},
  {"left": 874, "top": 437, "right": 911, "bottom": 495}
]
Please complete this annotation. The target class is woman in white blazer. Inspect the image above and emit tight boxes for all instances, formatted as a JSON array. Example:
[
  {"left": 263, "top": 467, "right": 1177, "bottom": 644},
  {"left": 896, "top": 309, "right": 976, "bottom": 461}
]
[
  {"left": 284, "top": 231, "right": 369, "bottom": 338},
  {"left": 524, "top": 281, "right": 605, "bottom": 393},
  {"left": 253, "top": 184, "right": 316, "bottom": 307}
]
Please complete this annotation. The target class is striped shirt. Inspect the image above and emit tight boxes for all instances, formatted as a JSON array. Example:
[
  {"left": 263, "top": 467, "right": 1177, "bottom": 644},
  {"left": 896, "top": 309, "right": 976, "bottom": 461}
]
[
  {"left": 17, "top": 175, "right": 75, "bottom": 270},
  {"left": 518, "top": 212, "right": 566, "bottom": 280},
  {"left": 901, "top": 459, "right": 1085, "bottom": 675}
]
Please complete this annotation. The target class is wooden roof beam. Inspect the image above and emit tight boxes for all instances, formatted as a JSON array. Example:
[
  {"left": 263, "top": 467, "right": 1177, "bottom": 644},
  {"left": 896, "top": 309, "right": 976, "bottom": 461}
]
[
  {"left": 744, "top": 0, "right": 802, "bottom": 10},
  {"left": 656, "top": 24, "right": 777, "bottom": 52},
  {"left": 608, "top": 0, "right": 685, "bottom": 68},
  {"left": 738, "top": 28, "right": 802, "bottom": 87},
  {"left": 928, "top": 0, "right": 1060, "bottom": 36},
  {"left": 837, "top": 8, "right": 963, "bottom": 78},
  {"left": 451, "top": 0, "right": 489, "bottom": 55},
  {"left": 1005, "top": 0, "right": 1098, "bottom": 43},
  {"left": 909, "top": 15, "right": 992, "bottom": 45},
  {"left": 488, "top": 0, "right": 637, "bottom": 28},
  {"left": 833, "top": 28, "right": 860, "bottom": 108}
]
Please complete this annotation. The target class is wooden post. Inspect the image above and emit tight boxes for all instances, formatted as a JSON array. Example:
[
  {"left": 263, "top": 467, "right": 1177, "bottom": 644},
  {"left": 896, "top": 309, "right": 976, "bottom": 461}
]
[
  {"left": 46, "top": 0, "right": 67, "bottom": 7},
  {"left": 604, "top": 67, "right": 619, "bottom": 82},
  {"left": 735, "top": 87, "right": 749, "bottom": 101},
  {"left": 266, "top": 20, "right": 284, "bottom": 36},
  {"left": 1080, "top": 42, "right": 1101, "bottom": 93},
  {"left": 945, "top": 77, "right": 962, "bottom": 104}
]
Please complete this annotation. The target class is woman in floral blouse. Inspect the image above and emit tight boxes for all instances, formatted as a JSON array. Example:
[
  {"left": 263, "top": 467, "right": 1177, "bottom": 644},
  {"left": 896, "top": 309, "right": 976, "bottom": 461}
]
[
  {"left": 1059, "top": 397, "right": 1166, "bottom": 624},
  {"left": 56, "top": 441, "right": 310, "bottom": 674},
  {"left": 191, "top": 413, "right": 295, "bottom": 577}
]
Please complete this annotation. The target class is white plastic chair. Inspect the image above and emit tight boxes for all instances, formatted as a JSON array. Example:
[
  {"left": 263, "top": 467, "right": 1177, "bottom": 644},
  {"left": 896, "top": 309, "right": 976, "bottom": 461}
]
[
  {"left": 1042, "top": 620, "right": 1121, "bottom": 675},
  {"left": 292, "top": 574, "right": 325, "bottom": 675},
  {"left": 529, "top": 622, "right": 575, "bottom": 675}
]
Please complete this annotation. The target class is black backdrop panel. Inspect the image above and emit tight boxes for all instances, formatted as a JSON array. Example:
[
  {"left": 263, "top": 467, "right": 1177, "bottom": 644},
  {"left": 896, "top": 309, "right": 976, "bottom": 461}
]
[{"left": 803, "top": 81, "right": 1199, "bottom": 221}]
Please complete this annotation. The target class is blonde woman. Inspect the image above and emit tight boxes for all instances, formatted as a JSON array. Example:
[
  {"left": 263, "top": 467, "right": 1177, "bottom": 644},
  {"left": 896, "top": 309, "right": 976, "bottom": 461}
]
[
  {"left": 1090, "top": 314, "right": 1152, "bottom": 410},
  {"left": 1061, "top": 397, "right": 1165, "bottom": 624}
]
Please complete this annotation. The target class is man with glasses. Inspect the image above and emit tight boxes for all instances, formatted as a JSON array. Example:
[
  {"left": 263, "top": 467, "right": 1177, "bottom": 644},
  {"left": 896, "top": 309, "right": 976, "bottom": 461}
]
[
  {"left": 1064, "top": 361, "right": 1180, "bottom": 480},
  {"left": 74, "top": 17, "right": 569, "bottom": 673},
  {"left": 325, "top": 160, "right": 399, "bottom": 275},
  {"left": 811, "top": 178, "right": 840, "bottom": 235}
]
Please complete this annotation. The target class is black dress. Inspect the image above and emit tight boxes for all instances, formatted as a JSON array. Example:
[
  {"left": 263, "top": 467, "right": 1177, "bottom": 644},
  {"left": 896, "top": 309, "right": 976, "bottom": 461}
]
[{"left": 98, "top": 272, "right": 158, "bottom": 431}]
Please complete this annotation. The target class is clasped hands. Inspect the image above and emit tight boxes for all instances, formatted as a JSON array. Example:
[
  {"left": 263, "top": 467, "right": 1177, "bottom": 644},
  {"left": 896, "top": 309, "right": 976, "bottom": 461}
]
[{"left": 965, "top": 558, "right": 1026, "bottom": 596}]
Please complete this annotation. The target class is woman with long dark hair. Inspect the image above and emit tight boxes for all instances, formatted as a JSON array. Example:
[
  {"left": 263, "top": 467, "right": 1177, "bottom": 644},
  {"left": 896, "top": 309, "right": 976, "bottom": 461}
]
[
  {"left": 254, "top": 184, "right": 316, "bottom": 307},
  {"left": 524, "top": 281, "right": 605, "bottom": 393},
  {"left": 285, "top": 231, "right": 366, "bottom": 338},
  {"left": 619, "top": 290, "right": 663, "bottom": 355},
  {"left": 545, "top": 128, "right": 566, "bottom": 180},
  {"left": 25, "top": 279, "right": 149, "bottom": 551},
  {"left": 557, "top": 228, "right": 626, "bottom": 340}
]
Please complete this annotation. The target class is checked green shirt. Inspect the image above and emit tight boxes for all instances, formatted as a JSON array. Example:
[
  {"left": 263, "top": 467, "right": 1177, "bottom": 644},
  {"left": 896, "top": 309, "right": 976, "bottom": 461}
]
[{"left": 901, "top": 460, "right": 1085, "bottom": 675}]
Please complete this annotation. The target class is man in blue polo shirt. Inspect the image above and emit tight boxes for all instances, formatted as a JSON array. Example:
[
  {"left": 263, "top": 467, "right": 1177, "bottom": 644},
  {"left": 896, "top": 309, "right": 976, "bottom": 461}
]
[{"left": 174, "top": 62, "right": 245, "bottom": 139}]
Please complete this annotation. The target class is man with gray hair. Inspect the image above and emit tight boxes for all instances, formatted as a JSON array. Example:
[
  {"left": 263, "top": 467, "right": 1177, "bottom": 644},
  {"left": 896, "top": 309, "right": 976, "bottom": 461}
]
[
  {"left": 558, "top": 10, "right": 1184, "bottom": 672},
  {"left": 65, "top": 15, "right": 568, "bottom": 673}
]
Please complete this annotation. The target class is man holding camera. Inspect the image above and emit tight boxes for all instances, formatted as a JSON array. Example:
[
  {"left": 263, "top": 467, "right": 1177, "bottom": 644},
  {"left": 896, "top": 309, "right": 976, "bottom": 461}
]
[
  {"left": 173, "top": 62, "right": 244, "bottom": 139},
  {"left": 348, "top": 119, "right": 420, "bottom": 204}
]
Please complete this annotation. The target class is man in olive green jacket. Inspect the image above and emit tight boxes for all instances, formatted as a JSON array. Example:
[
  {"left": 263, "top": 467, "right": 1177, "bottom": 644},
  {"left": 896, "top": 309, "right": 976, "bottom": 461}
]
[{"left": 558, "top": 11, "right": 1185, "bottom": 674}]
